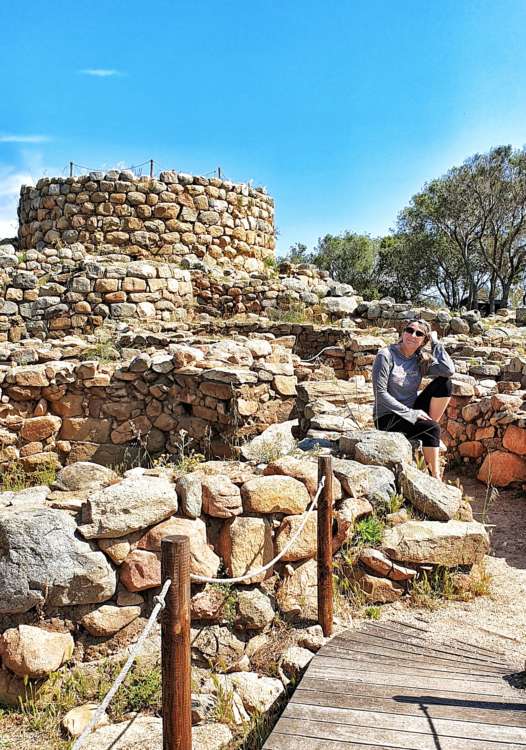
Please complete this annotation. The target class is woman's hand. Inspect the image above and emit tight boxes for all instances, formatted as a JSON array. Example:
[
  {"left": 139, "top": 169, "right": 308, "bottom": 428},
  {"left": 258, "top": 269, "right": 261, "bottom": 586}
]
[{"left": 416, "top": 409, "right": 433, "bottom": 421}]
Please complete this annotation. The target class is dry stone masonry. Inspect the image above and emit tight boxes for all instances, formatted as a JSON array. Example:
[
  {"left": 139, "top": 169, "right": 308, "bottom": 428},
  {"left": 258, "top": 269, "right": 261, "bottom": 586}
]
[{"left": 18, "top": 170, "right": 275, "bottom": 271}]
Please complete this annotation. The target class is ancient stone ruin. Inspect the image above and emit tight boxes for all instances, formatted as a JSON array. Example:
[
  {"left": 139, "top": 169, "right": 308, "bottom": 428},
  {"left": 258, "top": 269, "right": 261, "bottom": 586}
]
[{"left": 1, "top": 169, "right": 525, "bottom": 747}]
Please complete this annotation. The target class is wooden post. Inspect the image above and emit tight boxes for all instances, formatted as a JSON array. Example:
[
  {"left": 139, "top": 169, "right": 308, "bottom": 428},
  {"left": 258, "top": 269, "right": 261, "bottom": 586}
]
[
  {"left": 161, "top": 536, "right": 192, "bottom": 750},
  {"left": 217, "top": 166, "right": 221, "bottom": 179},
  {"left": 150, "top": 159, "right": 154, "bottom": 178},
  {"left": 69, "top": 161, "right": 73, "bottom": 177},
  {"left": 317, "top": 456, "right": 333, "bottom": 637}
]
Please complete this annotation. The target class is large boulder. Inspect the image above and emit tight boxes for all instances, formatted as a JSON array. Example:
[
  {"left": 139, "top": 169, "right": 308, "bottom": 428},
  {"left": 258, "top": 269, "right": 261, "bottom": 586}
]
[
  {"left": 265, "top": 456, "right": 342, "bottom": 499},
  {"left": 330, "top": 457, "right": 370, "bottom": 497},
  {"left": 340, "top": 430, "right": 412, "bottom": 471},
  {"left": 0, "top": 625, "right": 74, "bottom": 678},
  {"left": 277, "top": 558, "right": 318, "bottom": 620},
  {"left": 78, "top": 476, "right": 178, "bottom": 539},
  {"left": 362, "top": 465, "right": 397, "bottom": 505},
  {"left": 241, "top": 476, "right": 310, "bottom": 514},
  {"left": 351, "top": 568, "right": 404, "bottom": 603},
  {"left": 175, "top": 472, "right": 203, "bottom": 518},
  {"left": 54, "top": 461, "right": 119, "bottom": 491},
  {"left": 240, "top": 420, "right": 297, "bottom": 462},
  {"left": 477, "top": 451, "right": 526, "bottom": 487},
  {"left": 201, "top": 475, "right": 243, "bottom": 518},
  {"left": 236, "top": 589, "right": 275, "bottom": 630},
  {"left": 0, "top": 508, "right": 116, "bottom": 614},
  {"left": 76, "top": 716, "right": 163, "bottom": 750},
  {"left": 382, "top": 520, "right": 490, "bottom": 566},
  {"left": 400, "top": 464, "right": 462, "bottom": 521},
  {"left": 321, "top": 296, "right": 359, "bottom": 315},
  {"left": 80, "top": 605, "right": 141, "bottom": 637},
  {"left": 228, "top": 672, "right": 284, "bottom": 713},
  {"left": 137, "top": 516, "right": 220, "bottom": 579},
  {"left": 218, "top": 517, "right": 273, "bottom": 583}
]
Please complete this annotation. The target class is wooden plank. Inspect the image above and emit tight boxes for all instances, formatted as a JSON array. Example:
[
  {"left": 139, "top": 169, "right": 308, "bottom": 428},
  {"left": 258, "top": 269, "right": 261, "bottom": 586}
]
[
  {"left": 323, "top": 636, "right": 511, "bottom": 674},
  {"left": 306, "top": 664, "right": 510, "bottom": 696},
  {"left": 264, "top": 737, "right": 413, "bottom": 750},
  {"left": 292, "top": 688, "right": 526, "bottom": 728},
  {"left": 362, "top": 621, "right": 508, "bottom": 662},
  {"left": 334, "top": 628, "right": 507, "bottom": 669},
  {"left": 265, "top": 736, "right": 415, "bottom": 750},
  {"left": 319, "top": 646, "right": 509, "bottom": 678},
  {"left": 299, "top": 674, "right": 526, "bottom": 705},
  {"left": 271, "top": 717, "right": 526, "bottom": 750},
  {"left": 283, "top": 702, "right": 526, "bottom": 744}
]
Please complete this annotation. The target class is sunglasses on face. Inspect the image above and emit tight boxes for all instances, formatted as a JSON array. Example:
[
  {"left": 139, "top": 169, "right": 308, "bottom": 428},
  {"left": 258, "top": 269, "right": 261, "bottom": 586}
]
[{"left": 404, "top": 326, "right": 426, "bottom": 338}]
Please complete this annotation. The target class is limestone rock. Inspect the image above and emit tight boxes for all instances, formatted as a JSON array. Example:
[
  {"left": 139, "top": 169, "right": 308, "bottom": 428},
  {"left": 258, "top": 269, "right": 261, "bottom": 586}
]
[
  {"left": 362, "top": 465, "right": 397, "bottom": 505},
  {"left": 242, "top": 476, "right": 310, "bottom": 514},
  {"left": 191, "top": 625, "right": 245, "bottom": 670},
  {"left": 297, "top": 624, "right": 327, "bottom": 652},
  {"left": 62, "top": 703, "right": 110, "bottom": 737},
  {"left": 400, "top": 464, "right": 462, "bottom": 521},
  {"left": 236, "top": 589, "right": 275, "bottom": 630},
  {"left": 79, "top": 476, "right": 178, "bottom": 539},
  {"left": 265, "top": 455, "right": 342, "bottom": 499},
  {"left": 338, "top": 496, "right": 373, "bottom": 525},
  {"left": 240, "top": 420, "right": 297, "bottom": 462},
  {"left": 175, "top": 472, "right": 203, "bottom": 518},
  {"left": 277, "top": 558, "right": 318, "bottom": 620},
  {"left": 359, "top": 547, "right": 416, "bottom": 581},
  {"left": 77, "top": 716, "right": 163, "bottom": 749},
  {"left": 340, "top": 430, "right": 412, "bottom": 471},
  {"left": 331, "top": 457, "right": 370, "bottom": 497},
  {"left": 351, "top": 567, "right": 404, "bottom": 603},
  {"left": 137, "top": 516, "right": 220, "bottom": 578},
  {"left": 120, "top": 549, "right": 161, "bottom": 591},
  {"left": 192, "top": 587, "right": 230, "bottom": 621},
  {"left": 229, "top": 671, "right": 284, "bottom": 713},
  {"left": 0, "top": 667, "right": 28, "bottom": 707},
  {"left": 201, "top": 475, "right": 243, "bottom": 518},
  {"left": 54, "top": 461, "right": 118, "bottom": 491},
  {"left": 219, "top": 516, "right": 273, "bottom": 583},
  {"left": 477, "top": 451, "right": 526, "bottom": 487},
  {"left": 193, "top": 723, "right": 233, "bottom": 750},
  {"left": 382, "top": 520, "right": 490, "bottom": 566},
  {"left": 0, "top": 508, "right": 116, "bottom": 614},
  {"left": 280, "top": 645, "right": 313, "bottom": 680},
  {"left": 81, "top": 605, "right": 141, "bottom": 636},
  {"left": 0, "top": 625, "right": 74, "bottom": 678}
]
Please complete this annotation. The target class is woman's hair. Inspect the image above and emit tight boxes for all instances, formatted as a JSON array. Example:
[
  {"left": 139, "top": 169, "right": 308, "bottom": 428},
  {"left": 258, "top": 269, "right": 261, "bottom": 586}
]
[{"left": 399, "top": 319, "right": 433, "bottom": 375}]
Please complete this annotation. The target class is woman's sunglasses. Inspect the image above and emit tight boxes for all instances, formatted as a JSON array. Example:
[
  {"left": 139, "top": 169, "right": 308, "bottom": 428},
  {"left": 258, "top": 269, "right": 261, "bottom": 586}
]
[{"left": 404, "top": 326, "right": 425, "bottom": 338}]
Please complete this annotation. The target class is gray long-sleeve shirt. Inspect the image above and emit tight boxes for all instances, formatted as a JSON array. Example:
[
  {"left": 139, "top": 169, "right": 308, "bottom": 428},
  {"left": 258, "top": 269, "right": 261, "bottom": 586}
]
[{"left": 372, "top": 342, "right": 455, "bottom": 424}]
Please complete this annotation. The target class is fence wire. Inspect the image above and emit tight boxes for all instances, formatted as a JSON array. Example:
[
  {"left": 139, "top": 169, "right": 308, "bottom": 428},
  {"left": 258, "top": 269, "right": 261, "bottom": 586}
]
[{"left": 71, "top": 577, "right": 171, "bottom": 750}]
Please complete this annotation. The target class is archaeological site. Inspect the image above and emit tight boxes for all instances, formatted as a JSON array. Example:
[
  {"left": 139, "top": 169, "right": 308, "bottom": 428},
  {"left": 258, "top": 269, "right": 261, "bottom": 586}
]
[{"left": 1, "top": 168, "right": 526, "bottom": 750}]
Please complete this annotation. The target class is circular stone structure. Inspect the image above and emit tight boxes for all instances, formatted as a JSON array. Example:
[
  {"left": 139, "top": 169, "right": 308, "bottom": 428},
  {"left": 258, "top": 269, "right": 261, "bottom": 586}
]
[{"left": 18, "top": 169, "right": 275, "bottom": 272}]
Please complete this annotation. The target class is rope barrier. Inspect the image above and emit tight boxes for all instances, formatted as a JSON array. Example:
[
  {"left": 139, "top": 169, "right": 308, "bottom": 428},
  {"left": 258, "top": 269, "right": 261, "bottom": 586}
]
[
  {"left": 71, "top": 577, "right": 172, "bottom": 750},
  {"left": 301, "top": 345, "right": 340, "bottom": 363},
  {"left": 191, "top": 475, "right": 326, "bottom": 585}
]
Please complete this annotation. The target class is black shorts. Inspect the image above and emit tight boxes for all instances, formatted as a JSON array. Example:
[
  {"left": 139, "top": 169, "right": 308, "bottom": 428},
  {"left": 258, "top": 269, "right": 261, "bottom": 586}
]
[{"left": 375, "top": 376, "right": 452, "bottom": 448}]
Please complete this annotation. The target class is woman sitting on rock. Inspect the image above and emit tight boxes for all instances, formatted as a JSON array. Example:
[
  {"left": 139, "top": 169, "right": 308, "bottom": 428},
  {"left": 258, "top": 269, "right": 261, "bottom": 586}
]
[{"left": 372, "top": 319, "right": 455, "bottom": 479}]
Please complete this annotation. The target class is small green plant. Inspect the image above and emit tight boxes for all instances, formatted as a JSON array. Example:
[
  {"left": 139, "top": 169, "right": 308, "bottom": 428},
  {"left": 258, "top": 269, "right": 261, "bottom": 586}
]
[
  {"left": 353, "top": 516, "right": 385, "bottom": 547},
  {"left": 1, "top": 458, "right": 57, "bottom": 492},
  {"left": 415, "top": 453, "right": 428, "bottom": 472},
  {"left": 267, "top": 302, "right": 312, "bottom": 324},
  {"left": 80, "top": 328, "right": 121, "bottom": 363},
  {"left": 211, "top": 674, "right": 237, "bottom": 727},
  {"left": 168, "top": 429, "right": 205, "bottom": 473},
  {"left": 17, "top": 250, "right": 27, "bottom": 264},
  {"left": 208, "top": 582, "right": 238, "bottom": 625},
  {"left": 364, "top": 605, "right": 381, "bottom": 620},
  {"left": 388, "top": 493, "right": 405, "bottom": 514}
]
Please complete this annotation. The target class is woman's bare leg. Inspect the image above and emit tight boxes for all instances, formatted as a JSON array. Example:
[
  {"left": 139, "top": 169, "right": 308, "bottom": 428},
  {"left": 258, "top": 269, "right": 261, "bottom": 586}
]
[
  {"left": 429, "top": 396, "right": 451, "bottom": 422},
  {"left": 423, "top": 446, "right": 441, "bottom": 479}
]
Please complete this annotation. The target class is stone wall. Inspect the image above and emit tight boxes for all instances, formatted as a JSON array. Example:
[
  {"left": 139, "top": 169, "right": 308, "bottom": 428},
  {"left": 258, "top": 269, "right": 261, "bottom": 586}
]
[
  {"left": 18, "top": 171, "right": 275, "bottom": 271},
  {"left": 0, "top": 251, "right": 193, "bottom": 342},
  {"left": 0, "top": 338, "right": 298, "bottom": 470}
]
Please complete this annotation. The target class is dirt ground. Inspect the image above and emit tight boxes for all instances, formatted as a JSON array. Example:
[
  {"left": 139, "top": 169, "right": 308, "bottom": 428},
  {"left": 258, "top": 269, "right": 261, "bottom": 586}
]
[{"left": 386, "top": 470, "right": 526, "bottom": 669}]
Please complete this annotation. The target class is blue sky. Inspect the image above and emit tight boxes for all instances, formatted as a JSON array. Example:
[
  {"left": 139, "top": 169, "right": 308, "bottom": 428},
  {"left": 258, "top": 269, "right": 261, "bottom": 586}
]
[{"left": 2, "top": 0, "right": 526, "bottom": 255}]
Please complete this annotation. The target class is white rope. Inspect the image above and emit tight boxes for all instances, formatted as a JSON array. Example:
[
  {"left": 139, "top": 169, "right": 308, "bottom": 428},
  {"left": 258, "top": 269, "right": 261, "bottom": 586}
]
[
  {"left": 71, "top": 578, "right": 172, "bottom": 750},
  {"left": 302, "top": 345, "right": 339, "bottom": 363},
  {"left": 191, "top": 476, "right": 326, "bottom": 584}
]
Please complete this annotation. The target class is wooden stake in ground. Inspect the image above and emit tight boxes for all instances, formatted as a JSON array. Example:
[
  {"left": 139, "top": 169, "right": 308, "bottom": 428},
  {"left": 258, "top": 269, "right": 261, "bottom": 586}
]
[
  {"left": 161, "top": 535, "right": 192, "bottom": 750},
  {"left": 317, "top": 455, "right": 333, "bottom": 637}
]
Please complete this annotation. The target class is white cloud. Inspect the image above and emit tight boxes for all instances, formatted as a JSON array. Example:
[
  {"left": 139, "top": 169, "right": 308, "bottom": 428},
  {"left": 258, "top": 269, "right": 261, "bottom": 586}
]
[
  {"left": 0, "top": 135, "right": 51, "bottom": 143},
  {"left": 80, "top": 68, "right": 123, "bottom": 77},
  {"left": 0, "top": 167, "right": 33, "bottom": 239}
]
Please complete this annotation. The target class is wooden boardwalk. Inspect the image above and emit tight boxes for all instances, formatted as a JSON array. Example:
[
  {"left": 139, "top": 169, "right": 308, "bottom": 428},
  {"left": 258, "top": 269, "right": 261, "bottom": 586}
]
[{"left": 264, "top": 619, "right": 526, "bottom": 750}]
